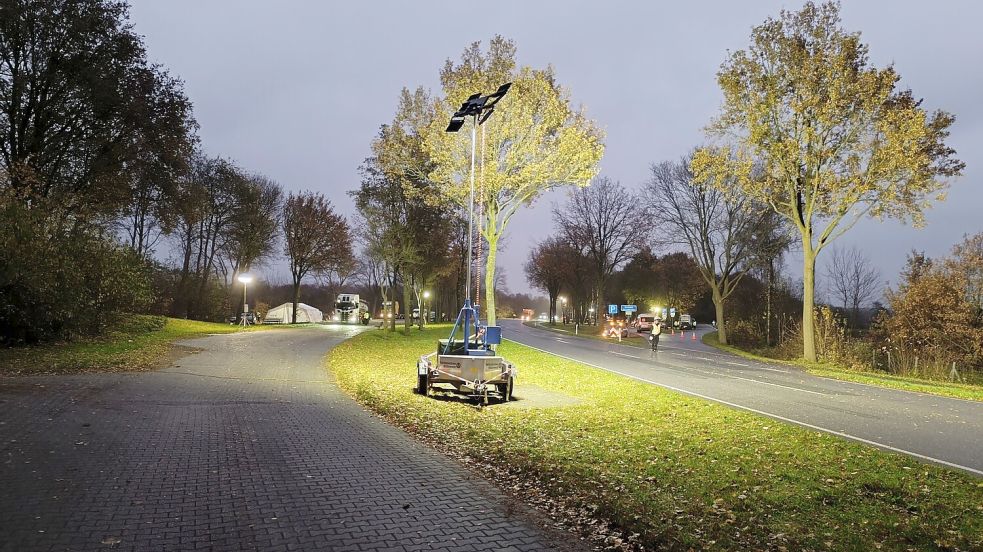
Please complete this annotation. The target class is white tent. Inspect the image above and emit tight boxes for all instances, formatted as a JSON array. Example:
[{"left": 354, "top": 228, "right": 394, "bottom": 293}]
[{"left": 264, "top": 302, "right": 323, "bottom": 324}]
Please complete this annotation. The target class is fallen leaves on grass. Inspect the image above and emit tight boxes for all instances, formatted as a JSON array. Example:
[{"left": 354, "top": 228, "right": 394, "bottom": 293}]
[{"left": 329, "top": 327, "right": 983, "bottom": 551}]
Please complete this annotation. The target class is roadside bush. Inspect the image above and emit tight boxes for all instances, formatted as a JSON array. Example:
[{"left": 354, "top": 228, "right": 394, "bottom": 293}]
[
  {"left": 814, "top": 306, "right": 849, "bottom": 363},
  {"left": 0, "top": 199, "right": 151, "bottom": 343},
  {"left": 727, "top": 318, "right": 765, "bottom": 348},
  {"left": 874, "top": 251, "right": 983, "bottom": 378}
]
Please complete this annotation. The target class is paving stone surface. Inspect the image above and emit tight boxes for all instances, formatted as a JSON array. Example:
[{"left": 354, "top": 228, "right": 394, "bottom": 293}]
[{"left": 0, "top": 327, "right": 579, "bottom": 551}]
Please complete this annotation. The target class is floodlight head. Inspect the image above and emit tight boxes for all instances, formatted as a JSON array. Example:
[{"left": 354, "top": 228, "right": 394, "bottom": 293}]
[
  {"left": 446, "top": 93, "right": 484, "bottom": 132},
  {"left": 446, "top": 115, "right": 466, "bottom": 132},
  {"left": 483, "top": 82, "right": 512, "bottom": 109},
  {"left": 477, "top": 106, "right": 495, "bottom": 125},
  {"left": 237, "top": 274, "right": 253, "bottom": 284},
  {"left": 444, "top": 84, "right": 511, "bottom": 131}
]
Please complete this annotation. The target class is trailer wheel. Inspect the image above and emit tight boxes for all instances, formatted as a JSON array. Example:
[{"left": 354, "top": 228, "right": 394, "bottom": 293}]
[
  {"left": 417, "top": 373, "right": 428, "bottom": 396},
  {"left": 498, "top": 376, "right": 513, "bottom": 403}
]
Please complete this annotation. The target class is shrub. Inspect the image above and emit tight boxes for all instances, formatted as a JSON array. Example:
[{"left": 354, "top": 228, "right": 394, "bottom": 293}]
[
  {"left": 728, "top": 318, "right": 765, "bottom": 348},
  {"left": 877, "top": 252, "right": 982, "bottom": 375},
  {"left": 0, "top": 199, "right": 151, "bottom": 343}
]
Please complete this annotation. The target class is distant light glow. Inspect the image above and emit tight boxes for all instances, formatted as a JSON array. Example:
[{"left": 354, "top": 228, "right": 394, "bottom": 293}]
[{"left": 237, "top": 274, "right": 254, "bottom": 284}]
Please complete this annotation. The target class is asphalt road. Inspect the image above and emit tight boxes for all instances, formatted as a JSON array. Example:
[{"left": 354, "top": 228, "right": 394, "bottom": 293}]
[
  {"left": 0, "top": 326, "right": 579, "bottom": 551},
  {"left": 500, "top": 319, "right": 983, "bottom": 477}
]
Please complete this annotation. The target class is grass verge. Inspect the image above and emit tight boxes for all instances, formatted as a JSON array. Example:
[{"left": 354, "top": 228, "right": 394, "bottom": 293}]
[
  {"left": 702, "top": 332, "right": 983, "bottom": 402},
  {"left": 0, "top": 315, "right": 283, "bottom": 376},
  {"left": 329, "top": 327, "right": 983, "bottom": 551}
]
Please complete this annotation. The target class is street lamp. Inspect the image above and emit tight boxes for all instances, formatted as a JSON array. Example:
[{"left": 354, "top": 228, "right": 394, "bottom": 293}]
[
  {"left": 237, "top": 273, "right": 253, "bottom": 326},
  {"left": 558, "top": 296, "right": 567, "bottom": 324}
]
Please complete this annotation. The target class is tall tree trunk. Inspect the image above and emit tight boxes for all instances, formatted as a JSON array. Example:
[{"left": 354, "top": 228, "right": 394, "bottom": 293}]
[
  {"left": 766, "top": 258, "right": 774, "bottom": 347},
  {"left": 712, "top": 285, "right": 727, "bottom": 344},
  {"left": 388, "top": 270, "right": 397, "bottom": 332},
  {"left": 802, "top": 242, "right": 818, "bottom": 362},
  {"left": 402, "top": 282, "right": 412, "bottom": 335},
  {"left": 484, "top": 233, "right": 499, "bottom": 326},
  {"left": 292, "top": 275, "right": 301, "bottom": 324},
  {"left": 415, "top": 281, "right": 424, "bottom": 331},
  {"left": 175, "top": 226, "right": 195, "bottom": 318},
  {"left": 549, "top": 293, "right": 557, "bottom": 325}
]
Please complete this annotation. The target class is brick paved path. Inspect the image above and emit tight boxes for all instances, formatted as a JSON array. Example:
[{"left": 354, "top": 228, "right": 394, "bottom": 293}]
[{"left": 1, "top": 328, "right": 579, "bottom": 551}]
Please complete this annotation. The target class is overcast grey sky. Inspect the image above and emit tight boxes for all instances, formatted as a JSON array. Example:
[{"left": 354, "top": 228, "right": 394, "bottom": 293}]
[{"left": 128, "top": 1, "right": 982, "bottom": 298}]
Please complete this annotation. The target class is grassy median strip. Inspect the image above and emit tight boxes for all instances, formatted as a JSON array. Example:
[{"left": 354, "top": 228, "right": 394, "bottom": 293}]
[
  {"left": 329, "top": 326, "right": 982, "bottom": 551},
  {"left": 703, "top": 332, "right": 983, "bottom": 403},
  {"left": 0, "top": 315, "right": 278, "bottom": 376}
]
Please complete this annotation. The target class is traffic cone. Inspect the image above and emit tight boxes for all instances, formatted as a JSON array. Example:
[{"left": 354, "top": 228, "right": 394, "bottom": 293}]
[
  {"left": 680, "top": 331, "right": 685, "bottom": 340},
  {"left": 692, "top": 332, "right": 697, "bottom": 341}
]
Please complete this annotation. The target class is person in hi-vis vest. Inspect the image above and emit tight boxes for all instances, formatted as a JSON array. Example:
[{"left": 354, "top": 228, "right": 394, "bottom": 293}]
[{"left": 649, "top": 319, "right": 662, "bottom": 351}]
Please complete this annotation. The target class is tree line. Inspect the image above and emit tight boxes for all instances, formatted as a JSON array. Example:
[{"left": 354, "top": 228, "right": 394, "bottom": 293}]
[{"left": 0, "top": 0, "right": 353, "bottom": 342}]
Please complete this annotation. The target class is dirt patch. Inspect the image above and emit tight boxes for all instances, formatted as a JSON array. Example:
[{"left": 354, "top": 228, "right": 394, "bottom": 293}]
[
  {"left": 158, "top": 344, "right": 201, "bottom": 370},
  {"left": 502, "top": 383, "right": 582, "bottom": 408}
]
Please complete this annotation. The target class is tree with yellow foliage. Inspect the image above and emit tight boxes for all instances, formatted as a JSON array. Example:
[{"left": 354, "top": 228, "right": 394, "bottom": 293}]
[
  {"left": 692, "top": 2, "right": 963, "bottom": 361},
  {"left": 423, "top": 36, "right": 604, "bottom": 324}
]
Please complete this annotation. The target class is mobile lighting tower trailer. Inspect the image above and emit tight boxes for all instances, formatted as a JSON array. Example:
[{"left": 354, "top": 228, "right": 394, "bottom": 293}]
[{"left": 415, "top": 83, "right": 517, "bottom": 404}]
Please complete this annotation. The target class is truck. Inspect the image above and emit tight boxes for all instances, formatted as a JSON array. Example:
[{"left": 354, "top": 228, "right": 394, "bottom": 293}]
[
  {"left": 521, "top": 308, "right": 534, "bottom": 321},
  {"left": 679, "top": 314, "right": 695, "bottom": 330},
  {"left": 334, "top": 293, "right": 370, "bottom": 324}
]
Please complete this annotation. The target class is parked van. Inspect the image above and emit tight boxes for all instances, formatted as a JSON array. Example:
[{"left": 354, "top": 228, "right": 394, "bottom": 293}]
[
  {"left": 679, "top": 314, "right": 695, "bottom": 330},
  {"left": 636, "top": 314, "right": 658, "bottom": 332}
]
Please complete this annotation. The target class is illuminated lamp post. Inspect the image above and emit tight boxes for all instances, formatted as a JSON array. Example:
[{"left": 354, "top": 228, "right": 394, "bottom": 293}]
[{"left": 237, "top": 273, "right": 253, "bottom": 326}]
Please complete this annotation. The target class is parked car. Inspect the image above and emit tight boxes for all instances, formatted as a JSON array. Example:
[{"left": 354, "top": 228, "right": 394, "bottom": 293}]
[
  {"left": 679, "top": 314, "right": 695, "bottom": 330},
  {"left": 410, "top": 308, "right": 436, "bottom": 322}
]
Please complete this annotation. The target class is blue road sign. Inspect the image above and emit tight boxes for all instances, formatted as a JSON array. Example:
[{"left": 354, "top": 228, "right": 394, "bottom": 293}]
[
  {"left": 661, "top": 308, "right": 668, "bottom": 318},
  {"left": 608, "top": 304, "right": 618, "bottom": 315},
  {"left": 621, "top": 304, "right": 637, "bottom": 313},
  {"left": 670, "top": 307, "right": 677, "bottom": 317}
]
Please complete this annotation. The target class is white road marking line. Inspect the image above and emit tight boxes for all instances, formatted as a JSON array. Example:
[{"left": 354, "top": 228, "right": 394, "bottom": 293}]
[
  {"left": 726, "top": 361, "right": 750, "bottom": 367},
  {"left": 555, "top": 338, "right": 570, "bottom": 344},
  {"left": 718, "top": 373, "right": 826, "bottom": 396},
  {"left": 609, "top": 351, "right": 642, "bottom": 359},
  {"left": 750, "top": 364, "right": 791, "bottom": 373},
  {"left": 504, "top": 338, "right": 983, "bottom": 477}
]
